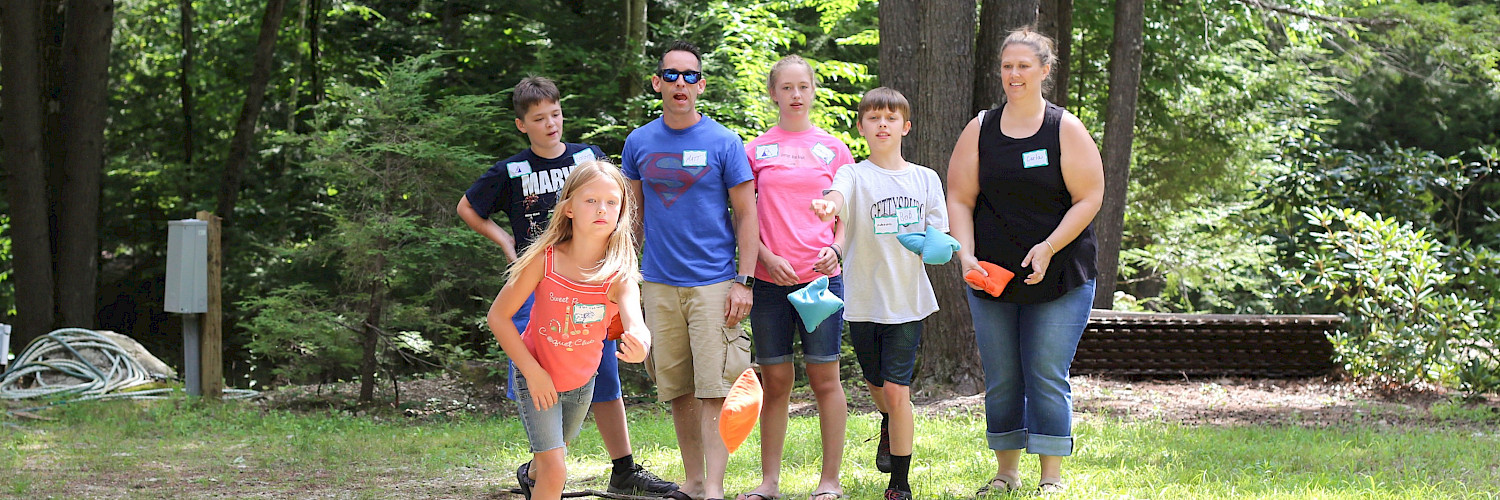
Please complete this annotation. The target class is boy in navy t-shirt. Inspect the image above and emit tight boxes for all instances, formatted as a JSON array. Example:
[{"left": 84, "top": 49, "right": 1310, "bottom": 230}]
[{"left": 457, "top": 76, "right": 679, "bottom": 498}]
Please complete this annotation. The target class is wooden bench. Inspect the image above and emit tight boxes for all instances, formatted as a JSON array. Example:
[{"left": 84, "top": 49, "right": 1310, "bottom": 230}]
[{"left": 1074, "top": 310, "right": 1343, "bottom": 378}]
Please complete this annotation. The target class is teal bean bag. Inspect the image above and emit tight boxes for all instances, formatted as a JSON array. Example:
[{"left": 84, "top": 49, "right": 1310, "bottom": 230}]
[
  {"left": 896, "top": 226, "right": 961, "bottom": 265},
  {"left": 787, "top": 275, "right": 844, "bottom": 332}
]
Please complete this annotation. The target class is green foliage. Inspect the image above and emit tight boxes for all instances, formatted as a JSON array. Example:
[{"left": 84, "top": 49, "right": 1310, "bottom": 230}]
[
  {"left": 242, "top": 54, "right": 507, "bottom": 386},
  {"left": 0, "top": 212, "right": 12, "bottom": 319},
  {"left": 1118, "top": 203, "right": 1277, "bottom": 313},
  {"left": 1278, "top": 207, "right": 1498, "bottom": 395}
]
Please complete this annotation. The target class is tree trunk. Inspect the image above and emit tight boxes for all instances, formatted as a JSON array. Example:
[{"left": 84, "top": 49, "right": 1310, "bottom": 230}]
[
  {"left": 358, "top": 251, "right": 387, "bottom": 403},
  {"left": 883, "top": 0, "right": 984, "bottom": 394},
  {"left": 56, "top": 0, "right": 114, "bottom": 328},
  {"left": 1038, "top": 0, "right": 1073, "bottom": 107},
  {"left": 1094, "top": 0, "right": 1145, "bottom": 309},
  {"left": 309, "top": 0, "right": 323, "bottom": 105},
  {"left": 216, "top": 0, "right": 288, "bottom": 222},
  {"left": 973, "top": 0, "right": 1039, "bottom": 112},
  {"left": 41, "top": 0, "right": 67, "bottom": 322},
  {"left": 877, "top": 0, "right": 919, "bottom": 111},
  {"left": 2, "top": 0, "right": 58, "bottom": 345},
  {"left": 619, "top": 0, "right": 647, "bottom": 122},
  {"left": 179, "top": 0, "right": 195, "bottom": 166}
]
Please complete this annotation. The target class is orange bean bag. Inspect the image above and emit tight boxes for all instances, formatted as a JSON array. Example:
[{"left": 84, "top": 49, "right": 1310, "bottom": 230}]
[
  {"left": 965, "top": 261, "right": 1016, "bottom": 297},
  {"left": 718, "top": 368, "right": 763, "bottom": 454}
]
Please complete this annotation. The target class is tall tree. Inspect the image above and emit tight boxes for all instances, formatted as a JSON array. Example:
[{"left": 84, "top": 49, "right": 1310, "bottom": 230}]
[
  {"left": 619, "top": 0, "right": 648, "bottom": 122},
  {"left": 882, "top": 0, "right": 984, "bottom": 393},
  {"left": 973, "top": 0, "right": 1040, "bottom": 112},
  {"left": 56, "top": 0, "right": 115, "bottom": 328},
  {"left": 216, "top": 0, "right": 289, "bottom": 221},
  {"left": 1037, "top": 0, "right": 1072, "bottom": 106},
  {"left": 179, "top": 0, "right": 196, "bottom": 166},
  {"left": 1, "top": 0, "right": 57, "bottom": 345},
  {"left": 1094, "top": 0, "right": 1145, "bottom": 309}
]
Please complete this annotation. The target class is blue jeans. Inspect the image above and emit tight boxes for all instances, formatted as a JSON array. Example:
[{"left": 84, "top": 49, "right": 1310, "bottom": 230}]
[
  {"left": 849, "top": 321, "right": 923, "bottom": 387},
  {"left": 749, "top": 274, "right": 845, "bottom": 365},
  {"left": 514, "top": 370, "right": 597, "bottom": 453},
  {"left": 506, "top": 294, "right": 622, "bottom": 402},
  {"left": 969, "top": 279, "right": 1095, "bottom": 456}
]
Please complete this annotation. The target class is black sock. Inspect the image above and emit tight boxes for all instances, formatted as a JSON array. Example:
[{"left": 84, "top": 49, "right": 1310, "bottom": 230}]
[
  {"left": 888, "top": 454, "right": 912, "bottom": 492},
  {"left": 611, "top": 454, "right": 635, "bottom": 476},
  {"left": 880, "top": 412, "right": 890, "bottom": 432}
]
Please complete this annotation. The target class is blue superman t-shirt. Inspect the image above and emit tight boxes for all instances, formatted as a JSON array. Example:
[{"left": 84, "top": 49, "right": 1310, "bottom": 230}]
[{"left": 622, "top": 116, "right": 754, "bottom": 286}]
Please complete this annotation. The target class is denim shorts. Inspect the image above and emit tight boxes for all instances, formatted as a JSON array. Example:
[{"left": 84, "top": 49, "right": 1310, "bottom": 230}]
[
  {"left": 749, "top": 274, "right": 845, "bottom": 365},
  {"left": 506, "top": 293, "right": 623, "bottom": 403},
  {"left": 514, "top": 371, "right": 596, "bottom": 453},
  {"left": 849, "top": 320, "right": 923, "bottom": 387}
]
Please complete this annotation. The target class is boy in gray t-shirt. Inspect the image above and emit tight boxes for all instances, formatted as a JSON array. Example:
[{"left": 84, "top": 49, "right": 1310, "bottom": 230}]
[{"left": 810, "top": 87, "right": 946, "bottom": 500}]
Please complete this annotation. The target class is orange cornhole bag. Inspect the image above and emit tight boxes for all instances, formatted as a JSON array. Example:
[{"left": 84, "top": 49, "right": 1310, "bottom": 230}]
[
  {"left": 719, "top": 368, "right": 763, "bottom": 454},
  {"left": 965, "top": 261, "right": 1016, "bottom": 297}
]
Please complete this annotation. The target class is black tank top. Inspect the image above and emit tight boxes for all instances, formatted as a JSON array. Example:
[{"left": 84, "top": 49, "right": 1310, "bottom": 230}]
[{"left": 971, "top": 102, "right": 1097, "bottom": 304}]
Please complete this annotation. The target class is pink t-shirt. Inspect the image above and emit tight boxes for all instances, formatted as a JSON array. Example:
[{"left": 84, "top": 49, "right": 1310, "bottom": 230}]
[{"left": 746, "top": 125, "right": 855, "bottom": 283}]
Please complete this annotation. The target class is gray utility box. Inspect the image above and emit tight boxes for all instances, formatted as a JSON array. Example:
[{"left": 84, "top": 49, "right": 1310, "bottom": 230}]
[{"left": 166, "top": 219, "right": 209, "bottom": 313}]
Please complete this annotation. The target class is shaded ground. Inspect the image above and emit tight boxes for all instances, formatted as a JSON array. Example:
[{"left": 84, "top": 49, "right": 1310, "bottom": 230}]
[{"left": 250, "top": 370, "right": 1500, "bottom": 431}]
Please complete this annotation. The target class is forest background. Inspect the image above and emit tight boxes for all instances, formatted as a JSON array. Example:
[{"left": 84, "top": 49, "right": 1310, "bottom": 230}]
[{"left": 1, "top": 0, "right": 1497, "bottom": 400}]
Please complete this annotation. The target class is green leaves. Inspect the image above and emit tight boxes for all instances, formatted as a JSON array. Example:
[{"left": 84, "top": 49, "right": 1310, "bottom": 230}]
[{"left": 1278, "top": 207, "right": 1497, "bottom": 395}]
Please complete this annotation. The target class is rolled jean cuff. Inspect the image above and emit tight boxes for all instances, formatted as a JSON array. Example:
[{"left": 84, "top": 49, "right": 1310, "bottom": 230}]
[
  {"left": 1026, "top": 433, "right": 1074, "bottom": 457},
  {"left": 986, "top": 428, "right": 1028, "bottom": 451}
]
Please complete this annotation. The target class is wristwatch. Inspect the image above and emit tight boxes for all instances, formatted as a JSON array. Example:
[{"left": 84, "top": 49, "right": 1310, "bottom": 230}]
[{"left": 732, "top": 274, "right": 756, "bottom": 287}]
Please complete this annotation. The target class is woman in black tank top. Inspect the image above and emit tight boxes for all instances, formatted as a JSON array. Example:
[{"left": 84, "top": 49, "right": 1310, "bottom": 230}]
[{"left": 945, "top": 28, "right": 1105, "bottom": 495}]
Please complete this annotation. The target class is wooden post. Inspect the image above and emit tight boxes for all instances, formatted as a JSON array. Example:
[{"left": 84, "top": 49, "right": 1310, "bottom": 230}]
[{"left": 196, "top": 210, "right": 224, "bottom": 399}]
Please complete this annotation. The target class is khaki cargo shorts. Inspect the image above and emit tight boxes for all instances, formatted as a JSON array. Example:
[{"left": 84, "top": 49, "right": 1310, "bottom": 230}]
[{"left": 642, "top": 280, "right": 752, "bottom": 401}]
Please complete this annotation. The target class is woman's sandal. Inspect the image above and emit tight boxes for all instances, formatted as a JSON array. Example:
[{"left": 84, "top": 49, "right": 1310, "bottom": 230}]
[
  {"left": 975, "top": 472, "right": 1021, "bottom": 495},
  {"left": 1037, "top": 479, "right": 1067, "bottom": 495}
]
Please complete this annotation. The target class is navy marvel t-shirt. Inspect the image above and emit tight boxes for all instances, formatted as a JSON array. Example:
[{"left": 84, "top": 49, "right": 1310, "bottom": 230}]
[{"left": 464, "top": 143, "right": 605, "bottom": 251}]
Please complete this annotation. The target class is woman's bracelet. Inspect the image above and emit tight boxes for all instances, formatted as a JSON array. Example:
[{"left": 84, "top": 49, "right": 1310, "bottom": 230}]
[
  {"left": 1043, "top": 240, "right": 1057, "bottom": 254},
  {"left": 829, "top": 243, "right": 844, "bottom": 262}
]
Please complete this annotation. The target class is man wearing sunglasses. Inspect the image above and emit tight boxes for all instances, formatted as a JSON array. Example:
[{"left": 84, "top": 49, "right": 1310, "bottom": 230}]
[{"left": 622, "top": 40, "right": 760, "bottom": 500}]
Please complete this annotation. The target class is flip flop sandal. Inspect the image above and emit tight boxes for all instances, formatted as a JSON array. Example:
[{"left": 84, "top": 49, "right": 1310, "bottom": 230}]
[
  {"left": 1038, "top": 480, "right": 1067, "bottom": 495},
  {"left": 976, "top": 473, "right": 1021, "bottom": 495},
  {"left": 737, "top": 493, "right": 781, "bottom": 500},
  {"left": 809, "top": 491, "right": 844, "bottom": 500}
]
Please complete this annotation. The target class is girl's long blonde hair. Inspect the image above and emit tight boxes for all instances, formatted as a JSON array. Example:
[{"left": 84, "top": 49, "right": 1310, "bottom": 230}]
[{"left": 507, "top": 159, "right": 640, "bottom": 286}]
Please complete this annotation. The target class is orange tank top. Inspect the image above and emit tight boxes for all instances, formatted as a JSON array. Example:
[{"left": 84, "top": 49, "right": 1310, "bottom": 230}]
[{"left": 521, "top": 247, "right": 619, "bottom": 392}]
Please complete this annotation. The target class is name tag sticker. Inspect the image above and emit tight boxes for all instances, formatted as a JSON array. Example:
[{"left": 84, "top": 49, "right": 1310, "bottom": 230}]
[
  {"left": 507, "top": 160, "right": 533, "bottom": 178},
  {"left": 896, "top": 205, "right": 921, "bottom": 226},
  {"left": 683, "top": 150, "right": 708, "bottom": 167},
  {"left": 572, "top": 149, "right": 597, "bottom": 166},
  {"left": 572, "top": 303, "right": 606, "bottom": 324},
  {"left": 755, "top": 143, "right": 779, "bottom": 160},
  {"left": 874, "top": 215, "right": 898, "bottom": 234},
  {"left": 1022, "top": 149, "right": 1049, "bottom": 168},
  {"left": 811, "top": 142, "right": 836, "bottom": 164}
]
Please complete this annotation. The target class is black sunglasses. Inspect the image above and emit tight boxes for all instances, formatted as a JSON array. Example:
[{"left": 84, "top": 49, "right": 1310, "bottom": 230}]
[{"left": 658, "top": 69, "right": 703, "bottom": 84}]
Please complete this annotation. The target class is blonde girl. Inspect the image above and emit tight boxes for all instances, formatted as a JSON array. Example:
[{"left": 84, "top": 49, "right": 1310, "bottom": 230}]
[{"left": 487, "top": 160, "right": 651, "bottom": 500}]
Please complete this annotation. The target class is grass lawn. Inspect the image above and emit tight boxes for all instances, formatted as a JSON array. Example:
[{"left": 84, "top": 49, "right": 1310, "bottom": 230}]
[{"left": 4, "top": 394, "right": 1498, "bottom": 499}]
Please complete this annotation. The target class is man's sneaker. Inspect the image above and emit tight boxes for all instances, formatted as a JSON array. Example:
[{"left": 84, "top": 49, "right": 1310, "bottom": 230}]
[
  {"left": 876, "top": 422, "right": 892, "bottom": 473},
  {"left": 607, "top": 463, "right": 680, "bottom": 496},
  {"left": 516, "top": 461, "right": 535, "bottom": 499},
  {"left": 884, "top": 488, "right": 914, "bottom": 500}
]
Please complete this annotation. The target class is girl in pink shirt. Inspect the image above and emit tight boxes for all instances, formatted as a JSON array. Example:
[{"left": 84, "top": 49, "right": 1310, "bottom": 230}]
[
  {"left": 739, "top": 55, "right": 855, "bottom": 500},
  {"left": 487, "top": 160, "right": 651, "bottom": 500}
]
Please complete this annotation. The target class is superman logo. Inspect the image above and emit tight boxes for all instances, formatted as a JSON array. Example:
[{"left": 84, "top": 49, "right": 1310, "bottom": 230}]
[{"left": 640, "top": 152, "right": 710, "bottom": 208}]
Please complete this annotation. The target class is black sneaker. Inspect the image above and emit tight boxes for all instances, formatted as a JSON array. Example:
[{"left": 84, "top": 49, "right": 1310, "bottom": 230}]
[
  {"left": 516, "top": 461, "right": 535, "bottom": 499},
  {"left": 608, "top": 463, "right": 680, "bottom": 496},
  {"left": 876, "top": 421, "right": 892, "bottom": 473},
  {"left": 884, "top": 488, "right": 914, "bottom": 500}
]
